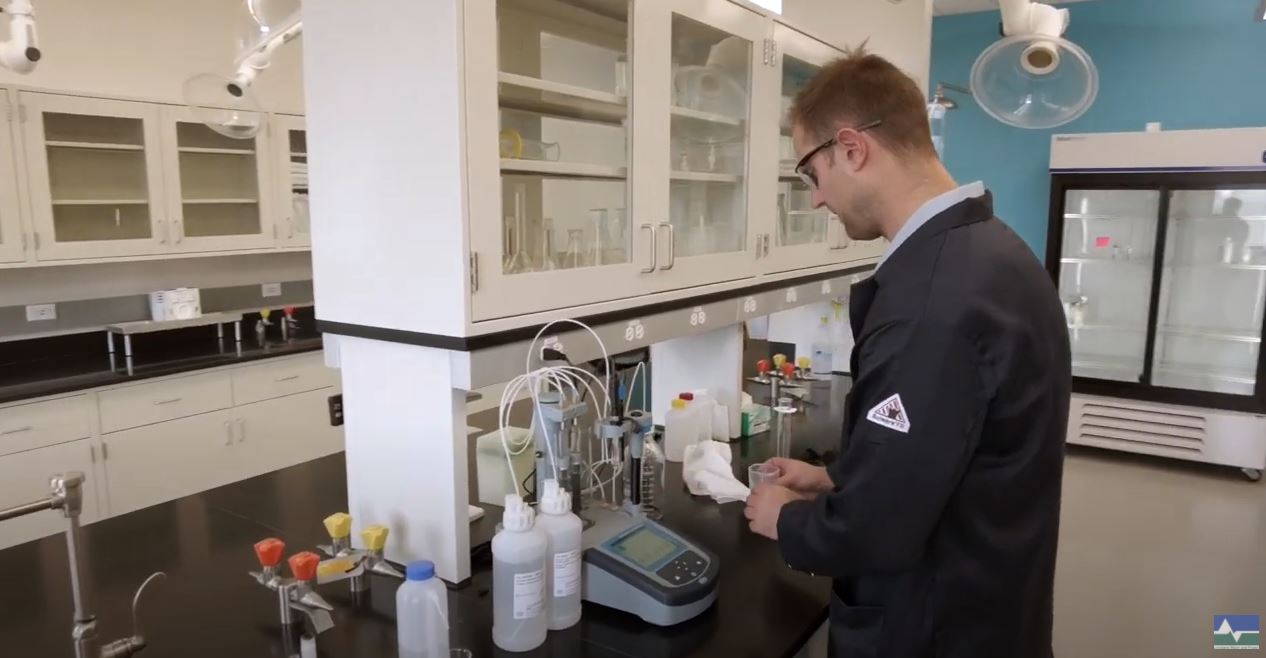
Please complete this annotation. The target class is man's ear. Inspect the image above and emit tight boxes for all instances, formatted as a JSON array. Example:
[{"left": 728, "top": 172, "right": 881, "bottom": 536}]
[{"left": 834, "top": 125, "right": 870, "bottom": 171}]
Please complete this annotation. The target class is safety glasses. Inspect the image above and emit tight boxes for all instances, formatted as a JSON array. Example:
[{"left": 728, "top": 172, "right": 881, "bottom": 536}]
[{"left": 793, "top": 119, "right": 883, "bottom": 190}]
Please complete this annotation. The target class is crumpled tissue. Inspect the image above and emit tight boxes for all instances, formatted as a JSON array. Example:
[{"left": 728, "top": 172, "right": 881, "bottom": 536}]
[{"left": 682, "top": 440, "right": 750, "bottom": 503}]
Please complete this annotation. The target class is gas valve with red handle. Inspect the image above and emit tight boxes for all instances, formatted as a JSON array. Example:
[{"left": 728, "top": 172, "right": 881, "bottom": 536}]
[
  {"left": 780, "top": 362, "right": 797, "bottom": 380},
  {"left": 287, "top": 551, "right": 335, "bottom": 613},
  {"left": 250, "top": 537, "right": 286, "bottom": 588},
  {"left": 755, "top": 359, "right": 771, "bottom": 383}
]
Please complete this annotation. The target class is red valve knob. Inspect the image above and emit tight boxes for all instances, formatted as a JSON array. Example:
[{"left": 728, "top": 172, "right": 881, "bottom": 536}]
[
  {"left": 283, "top": 305, "right": 295, "bottom": 318},
  {"left": 288, "top": 551, "right": 320, "bottom": 582},
  {"left": 780, "top": 363, "right": 796, "bottom": 378},
  {"left": 756, "top": 359, "right": 770, "bottom": 374},
  {"left": 254, "top": 538, "right": 285, "bottom": 568}
]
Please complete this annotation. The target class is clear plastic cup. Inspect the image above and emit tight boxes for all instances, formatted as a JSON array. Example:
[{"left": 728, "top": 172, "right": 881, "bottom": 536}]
[{"left": 748, "top": 462, "right": 781, "bottom": 492}]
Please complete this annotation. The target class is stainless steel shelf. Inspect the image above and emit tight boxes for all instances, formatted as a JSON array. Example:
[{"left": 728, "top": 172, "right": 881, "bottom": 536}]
[
  {"left": 500, "top": 159, "right": 627, "bottom": 180},
  {"left": 1167, "top": 263, "right": 1266, "bottom": 272},
  {"left": 107, "top": 312, "right": 244, "bottom": 335}
]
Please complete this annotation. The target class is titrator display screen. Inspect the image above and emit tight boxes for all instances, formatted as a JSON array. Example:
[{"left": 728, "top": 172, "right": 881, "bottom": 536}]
[{"left": 610, "top": 526, "right": 679, "bottom": 568}]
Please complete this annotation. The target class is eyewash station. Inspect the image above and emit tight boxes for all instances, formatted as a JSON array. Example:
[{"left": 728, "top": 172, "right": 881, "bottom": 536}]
[{"left": 0, "top": 0, "right": 930, "bottom": 655}]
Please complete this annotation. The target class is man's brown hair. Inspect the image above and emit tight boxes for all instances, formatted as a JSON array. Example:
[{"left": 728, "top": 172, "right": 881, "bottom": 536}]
[{"left": 789, "top": 47, "right": 935, "bottom": 159}]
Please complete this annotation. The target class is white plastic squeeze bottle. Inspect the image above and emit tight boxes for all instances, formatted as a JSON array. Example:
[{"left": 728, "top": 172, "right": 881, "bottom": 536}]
[
  {"left": 396, "top": 559, "right": 449, "bottom": 658},
  {"left": 493, "top": 493, "right": 548, "bottom": 652},
  {"left": 537, "top": 479, "right": 583, "bottom": 630}
]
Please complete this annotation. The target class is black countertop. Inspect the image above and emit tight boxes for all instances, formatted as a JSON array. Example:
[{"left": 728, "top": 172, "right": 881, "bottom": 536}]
[
  {"left": 0, "top": 376, "right": 850, "bottom": 658},
  {"left": 0, "top": 308, "right": 324, "bottom": 405}
]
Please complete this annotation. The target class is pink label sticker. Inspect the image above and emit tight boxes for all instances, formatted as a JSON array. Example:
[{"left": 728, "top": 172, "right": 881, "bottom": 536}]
[{"left": 1094, "top": 236, "right": 1110, "bottom": 248}]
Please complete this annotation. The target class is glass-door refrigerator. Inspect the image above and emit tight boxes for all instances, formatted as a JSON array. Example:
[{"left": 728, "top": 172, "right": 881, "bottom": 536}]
[{"left": 1047, "top": 128, "right": 1266, "bottom": 480}]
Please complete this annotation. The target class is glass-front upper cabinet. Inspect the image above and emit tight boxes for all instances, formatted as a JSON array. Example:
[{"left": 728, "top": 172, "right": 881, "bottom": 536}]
[
  {"left": 0, "top": 90, "right": 25, "bottom": 263},
  {"left": 651, "top": 0, "right": 769, "bottom": 292},
  {"left": 761, "top": 22, "right": 844, "bottom": 274},
  {"left": 21, "top": 93, "right": 168, "bottom": 260},
  {"left": 160, "top": 107, "right": 275, "bottom": 252},
  {"left": 1059, "top": 189, "right": 1160, "bottom": 382},
  {"left": 272, "top": 114, "right": 310, "bottom": 248},
  {"left": 466, "top": 0, "right": 643, "bottom": 320},
  {"left": 1153, "top": 188, "right": 1266, "bottom": 395}
]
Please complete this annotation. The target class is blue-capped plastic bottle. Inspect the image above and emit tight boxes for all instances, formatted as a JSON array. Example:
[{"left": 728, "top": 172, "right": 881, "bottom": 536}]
[{"left": 396, "top": 560, "right": 449, "bottom": 658}]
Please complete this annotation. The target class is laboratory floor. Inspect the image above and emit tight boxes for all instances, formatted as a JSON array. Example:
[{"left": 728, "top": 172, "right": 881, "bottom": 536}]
[{"left": 797, "top": 445, "right": 1266, "bottom": 658}]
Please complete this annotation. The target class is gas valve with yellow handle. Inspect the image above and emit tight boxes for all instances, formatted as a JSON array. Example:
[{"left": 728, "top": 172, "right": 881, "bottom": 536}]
[{"left": 314, "top": 513, "right": 404, "bottom": 592}]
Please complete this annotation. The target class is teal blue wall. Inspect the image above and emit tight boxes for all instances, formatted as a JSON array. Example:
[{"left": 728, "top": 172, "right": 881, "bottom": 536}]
[{"left": 931, "top": 0, "right": 1266, "bottom": 255}]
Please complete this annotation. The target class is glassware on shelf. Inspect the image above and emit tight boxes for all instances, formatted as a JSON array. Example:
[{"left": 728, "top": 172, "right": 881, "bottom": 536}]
[
  {"left": 564, "top": 229, "right": 585, "bottom": 269},
  {"left": 499, "top": 129, "right": 560, "bottom": 162},
  {"left": 504, "top": 183, "right": 533, "bottom": 274},
  {"left": 540, "top": 217, "right": 559, "bottom": 271},
  {"left": 588, "top": 209, "right": 608, "bottom": 266},
  {"left": 614, "top": 56, "right": 628, "bottom": 98}
]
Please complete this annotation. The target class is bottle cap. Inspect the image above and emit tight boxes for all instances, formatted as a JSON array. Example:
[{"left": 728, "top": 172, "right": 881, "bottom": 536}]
[
  {"left": 540, "top": 479, "right": 571, "bottom": 515},
  {"left": 678, "top": 392, "right": 695, "bottom": 401},
  {"left": 406, "top": 560, "right": 435, "bottom": 581},
  {"left": 671, "top": 398, "right": 687, "bottom": 410},
  {"left": 502, "top": 493, "right": 535, "bottom": 532}
]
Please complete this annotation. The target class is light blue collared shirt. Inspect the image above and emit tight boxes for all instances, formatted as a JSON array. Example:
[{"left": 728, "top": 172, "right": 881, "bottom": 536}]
[{"left": 877, "top": 181, "right": 985, "bottom": 269}]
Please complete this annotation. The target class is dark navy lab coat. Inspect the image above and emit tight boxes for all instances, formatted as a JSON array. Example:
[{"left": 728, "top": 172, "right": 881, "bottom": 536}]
[{"left": 776, "top": 193, "right": 1072, "bottom": 658}]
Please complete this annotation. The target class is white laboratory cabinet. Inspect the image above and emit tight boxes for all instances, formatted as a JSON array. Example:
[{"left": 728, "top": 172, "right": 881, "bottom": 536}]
[
  {"left": 0, "top": 90, "right": 308, "bottom": 267},
  {"left": 455, "top": 0, "right": 888, "bottom": 323},
  {"left": 0, "top": 89, "right": 27, "bottom": 264},
  {"left": 0, "top": 352, "right": 343, "bottom": 550},
  {"left": 272, "top": 114, "right": 311, "bottom": 249}
]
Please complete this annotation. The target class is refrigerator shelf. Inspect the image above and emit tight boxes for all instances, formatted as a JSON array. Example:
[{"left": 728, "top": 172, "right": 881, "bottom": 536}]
[
  {"left": 1158, "top": 326, "right": 1262, "bottom": 344},
  {"left": 1068, "top": 324, "right": 1146, "bottom": 332},
  {"left": 1060, "top": 257, "right": 1152, "bottom": 264}
]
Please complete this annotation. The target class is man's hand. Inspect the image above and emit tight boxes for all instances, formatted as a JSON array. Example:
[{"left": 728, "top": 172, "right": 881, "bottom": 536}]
[
  {"left": 744, "top": 484, "right": 798, "bottom": 540},
  {"left": 768, "top": 457, "right": 833, "bottom": 496}
]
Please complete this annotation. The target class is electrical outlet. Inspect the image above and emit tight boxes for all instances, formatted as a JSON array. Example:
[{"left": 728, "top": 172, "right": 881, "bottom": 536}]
[
  {"left": 262, "top": 283, "right": 282, "bottom": 298},
  {"left": 328, "top": 394, "right": 344, "bottom": 427},
  {"left": 25, "top": 304, "right": 56, "bottom": 322}
]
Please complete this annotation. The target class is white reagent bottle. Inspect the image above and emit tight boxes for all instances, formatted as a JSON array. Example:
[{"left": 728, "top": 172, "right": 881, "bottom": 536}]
[
  {"left": 396, "top": 560, "right": 449, "bottom": 658},
  {"left": 493, "top": 493, "right": 548, "bottom": 652},
  {"left": 537, "top": 479, "right": 583, "bottom": 630}
]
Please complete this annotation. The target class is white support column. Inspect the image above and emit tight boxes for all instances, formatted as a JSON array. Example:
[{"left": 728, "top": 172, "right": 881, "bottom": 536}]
[
  {"left": 338, "top": 336, "right": 470, "bottom": 583},
  {"left": 650, "top": 324, "right": 744, "bottom": 439}
]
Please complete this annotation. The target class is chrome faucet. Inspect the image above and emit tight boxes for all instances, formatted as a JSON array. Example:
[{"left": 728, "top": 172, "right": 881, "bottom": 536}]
[
  {"left": 0, "top": 472, "right": 166, "bottom": 658},
  {"left": 315, "top": 513, "right": 404, "bottom": 595},
  {"left": 250, "top": 538, "right": 334, "bottom": 635}
]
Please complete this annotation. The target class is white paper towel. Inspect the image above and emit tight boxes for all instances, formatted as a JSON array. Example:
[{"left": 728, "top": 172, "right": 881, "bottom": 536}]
[{"left": 682, "top": 441, "right": 750, "bottom": 504}]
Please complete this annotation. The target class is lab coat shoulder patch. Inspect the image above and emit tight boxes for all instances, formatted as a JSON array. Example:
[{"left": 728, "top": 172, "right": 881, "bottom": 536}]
[{"left": 866, "top": 393, "right": 910, "bottom": 434}]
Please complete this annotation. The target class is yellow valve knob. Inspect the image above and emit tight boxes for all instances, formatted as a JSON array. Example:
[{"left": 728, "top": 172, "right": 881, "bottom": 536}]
[
  {"left": 772, "top": 353, "right": 787, "bottom": 368},
  {"left": 323, "top": 512, "right": 352, "bottom": 540},
  {"left": 796, "top": 356, "right": 811, "bottom": 369},
  {"left": 360, "top": 524, "right": 389, "bottom": 551},
  {"left": 260, "top": 308, "right": 271, "bottom": 320}
]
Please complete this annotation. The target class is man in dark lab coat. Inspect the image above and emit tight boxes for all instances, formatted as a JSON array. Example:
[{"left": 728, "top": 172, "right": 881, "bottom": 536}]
[{"left": 744, "top": 50, "right": 1071, "bottom": 658}]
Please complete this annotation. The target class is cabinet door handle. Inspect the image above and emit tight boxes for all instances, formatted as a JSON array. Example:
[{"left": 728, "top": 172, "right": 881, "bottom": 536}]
[
  {"left": 754, "top": 234, "right": 762, "bottom": 259},
  {"left": 1, "top": 425, "right": 33, "bottom": 435},
  {"left": 274, "top": 375, "right": 300, "bottom": 383},
  {"left": 237, "top": 418, "right": 246, "bottom": 443},
  {"left": 639, "top": 224, "right": 657, "bottom": 273},
  {"left": 658, "top": 222, "right": 675, "bottom": 271},
  {"left": 158, "top": 219, "right": 167, "bottom": 244},
  {"left": 223, "top": 420, "right": 233, "bottom": 446},
  {"left": 174, "top": 220, "right": 183, "bottom": 244},
  {"left": 89, "top": 444, "right": 96, "bottom": 463},
  {"left": 763, "top": 234, "right": 771, "bottom": 257},
  {"left": 153, "top": 397, "right": 183, "bottom": 406},
  {"left": 288, "top": 218, "right": 295, "bottom": 240}
]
